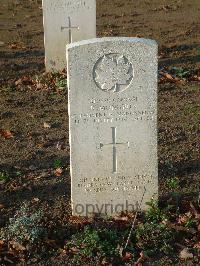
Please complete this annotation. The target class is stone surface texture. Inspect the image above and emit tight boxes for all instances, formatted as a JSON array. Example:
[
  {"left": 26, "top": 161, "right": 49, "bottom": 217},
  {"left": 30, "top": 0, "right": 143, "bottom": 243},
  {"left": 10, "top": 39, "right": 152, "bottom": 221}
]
[
  {"left": 42, "top": 0, "right": 96, "bottom": 71},
  {"left": 67, "top": 37, "right": 158, "bottom": 216}
]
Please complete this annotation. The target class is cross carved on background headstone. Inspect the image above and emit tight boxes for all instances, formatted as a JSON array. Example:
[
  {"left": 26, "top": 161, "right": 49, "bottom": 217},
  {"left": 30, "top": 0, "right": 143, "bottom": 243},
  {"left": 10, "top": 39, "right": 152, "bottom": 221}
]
[{"left": 61, "top": 16, "right": 79, "bottom": 43}]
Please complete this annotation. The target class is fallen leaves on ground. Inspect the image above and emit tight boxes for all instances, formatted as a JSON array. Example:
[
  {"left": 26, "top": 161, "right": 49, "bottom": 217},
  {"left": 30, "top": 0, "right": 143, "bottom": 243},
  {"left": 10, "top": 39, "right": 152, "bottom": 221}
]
[
  {"left": 15, "top": 76, "right": 34, "bottom": 86},
  {"left": 159, "top": 69, "right": 200, "bottom": 85},
  {"left": 0, "top": 241, "right": 19, "bottom": 264},
  {"left": 9, "top": 43, "right": 26, "bottom": 50}
]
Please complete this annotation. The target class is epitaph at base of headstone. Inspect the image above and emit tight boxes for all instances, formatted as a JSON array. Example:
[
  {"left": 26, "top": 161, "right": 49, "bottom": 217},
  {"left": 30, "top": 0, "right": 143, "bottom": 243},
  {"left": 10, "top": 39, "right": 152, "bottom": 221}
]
[
  {"left": 42, "top": 0, "right": 96, "bottom": 71},
  {"left": 67, "top": 38, "right": 158, "bottom": 216}
]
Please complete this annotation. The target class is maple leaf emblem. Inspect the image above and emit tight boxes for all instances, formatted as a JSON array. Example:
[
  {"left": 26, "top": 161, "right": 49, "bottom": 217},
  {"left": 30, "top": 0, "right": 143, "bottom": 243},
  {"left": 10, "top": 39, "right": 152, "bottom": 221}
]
[{"left": 93, "top": 53, "right": 133, "bottom": 93}]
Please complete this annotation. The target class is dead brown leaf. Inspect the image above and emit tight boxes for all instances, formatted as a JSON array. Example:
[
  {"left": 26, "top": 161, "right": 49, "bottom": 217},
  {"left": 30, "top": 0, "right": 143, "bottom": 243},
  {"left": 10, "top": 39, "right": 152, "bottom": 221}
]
[
  {"left": 15, "top": 76, "right": 33, "bottom": 86},
  {"left": 114, "top": 215, "right": 129, "bottom": 222},
  {"left": 0, "top": 240, "right": 5, "bottom": 250},
  {"left": 123, "top": 251, "right": 133, "bottom": 261},
  {"left": 101, "top": 258, "right": 111, "bottom": 265},
  {"left": 9, "top": 241, "right": 26, "bottom": 251},
  {"left": 3, "top": 256, "right": 14, "bottom": 264},
  {"left": 0, "top": 129, "right": 14, "bottom": 139},
  {"left": 164, "top": 221, "right": 197, "bottom": 234},
  {"left": 179, "top": 248, "right": 193, "bottom": 260},
  {"left": 43, "top": 122, "right": 51, "bottom": 129},
  {"left": 0, "top": 203, "right": 5, "bottom": 209},
  {"left": 178, "top": 212, "right": 192, "bottom": 224},
  {"left": 55, "top": 168, "right": 63, "bottom": 176},
  {"left": 175, "top": 79, "right": 186, "bottom": 85},
  {"left": 189, "top": 75, "right": 200, "bottom": 81},
  {"left": 69, "top": 216, "right": 91, "bottom": 226},
  {"left": 70, "top": 247, "right": 80, "bottom": 254},
  {"left": 190, "top": 202, "right": 200, "bottom": 219},
  {"left": 164, "top": 73, "right": 174, "bottom": 81},
  {"left": 32, "top": 198, "right": 40, "bottom": 203},
  {"left": 15, "top": 79, "right": 23, "bottom": 86},
  {"left": 36, "top": 143, "right": 44, "bottom": 148},
  {"left": 44, "top": 239, "right": 58, "bottom": 248},
  {"left": 194, "top": 242, "right": 200, "bottom": 249},
  {"left": 9, "top": 43, "right": 23, "bottom": 50},
  {"left": 134, "top": 251, "right": 148, "bottom": 265},
  {"left": 198, "top": 223, "right": 200, "bottom": 231},
  {"left": 36, "top": 83, "right": 43, "bottom": 90}
]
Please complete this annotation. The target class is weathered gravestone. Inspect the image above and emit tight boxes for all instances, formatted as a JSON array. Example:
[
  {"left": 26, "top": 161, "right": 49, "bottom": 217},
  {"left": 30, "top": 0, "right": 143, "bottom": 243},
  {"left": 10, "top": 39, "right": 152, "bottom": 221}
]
[
  {"left": 42, "top": 0, "right": 96, "bottom": 71},
  {"left": 67, "top": 38, "right": 158, "bottom": 216}
]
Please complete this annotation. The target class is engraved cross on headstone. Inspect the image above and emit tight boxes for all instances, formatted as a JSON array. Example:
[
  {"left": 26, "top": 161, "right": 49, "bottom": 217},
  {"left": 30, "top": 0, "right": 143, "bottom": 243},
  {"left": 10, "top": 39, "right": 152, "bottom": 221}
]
[
  {"left": 100, "top": 127, "right": 129, "bottom": 173},
  {"left": 61, "top": 17, "right": 79, "bottom": 43}
]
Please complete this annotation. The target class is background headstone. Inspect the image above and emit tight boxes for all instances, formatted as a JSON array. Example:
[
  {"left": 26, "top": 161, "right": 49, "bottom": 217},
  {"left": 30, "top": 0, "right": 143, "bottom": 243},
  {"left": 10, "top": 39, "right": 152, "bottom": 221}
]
[
  {"left": 67, "top": 38, "right": 158, "bottom": 216},
  {"left": 42, "top": 0, "right": 96, "bottom": 71}
]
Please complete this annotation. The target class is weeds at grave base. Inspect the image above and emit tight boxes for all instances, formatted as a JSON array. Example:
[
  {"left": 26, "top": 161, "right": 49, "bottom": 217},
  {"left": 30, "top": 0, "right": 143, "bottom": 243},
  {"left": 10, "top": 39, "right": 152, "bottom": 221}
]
[
  {"left": 145, "top": 199, "right": 172, "bottom": 223},
  {"left": 0, "top": 197, "right": 199, "bottom": 265}
]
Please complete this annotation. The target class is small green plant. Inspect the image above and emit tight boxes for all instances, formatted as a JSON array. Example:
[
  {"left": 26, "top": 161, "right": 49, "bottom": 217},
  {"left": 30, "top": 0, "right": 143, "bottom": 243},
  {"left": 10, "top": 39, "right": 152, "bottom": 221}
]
[
  {"left": 55, "top": 76, "right": 67, "bottom": 90},
  {"left": 185, "top": 217, "right": 195, "bottom": 228},
  {"left": 171, "top": 67, "right": 191, "bottom": 78},
  {"left": 167, "top": 177, "right": 181, "bottom": 211},
  {"left": 167, "top": 177, "right": 179, "bottom": 190},
  {"left": 53, "top": 159, "right": 62, "bottom": 168},
  {"left": 66, "top": 226, "right": 121, "bottom": 258},
  {"left": 0, "top": 172, "right": 10, "bottom": 183},
  {"left": 196, "top": 45, "right": 200, "bottom": 55},
  {"left": 136, "top": 222, "right": 174, "bottom": 256},
  {"left": 145, "top": 199, "right": 171, "bottom": 222},
  {"left": 6, "top": 203, "right": 46, "bottom": 244}
]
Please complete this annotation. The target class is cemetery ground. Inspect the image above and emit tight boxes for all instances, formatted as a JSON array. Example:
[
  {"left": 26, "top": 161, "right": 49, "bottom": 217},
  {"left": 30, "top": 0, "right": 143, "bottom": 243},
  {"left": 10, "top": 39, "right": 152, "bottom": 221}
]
[{"left": 0, "top": 0, "right": 200, "bottom": 265}]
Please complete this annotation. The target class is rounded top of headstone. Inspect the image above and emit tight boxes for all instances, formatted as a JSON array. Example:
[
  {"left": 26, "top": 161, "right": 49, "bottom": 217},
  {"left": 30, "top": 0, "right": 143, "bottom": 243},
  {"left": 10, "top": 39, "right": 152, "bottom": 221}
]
[{"left": 66, "top": 37, "right": 158, "bottom": 50}]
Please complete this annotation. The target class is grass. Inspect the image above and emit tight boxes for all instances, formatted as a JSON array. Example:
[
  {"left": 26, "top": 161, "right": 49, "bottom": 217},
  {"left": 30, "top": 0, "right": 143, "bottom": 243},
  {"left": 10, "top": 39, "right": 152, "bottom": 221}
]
[
  {"left": 0, "top": 171, "right": 10, "bottom": 183},
  {"left": 53, "top": 159, "right": 62, "bottom": 169}
]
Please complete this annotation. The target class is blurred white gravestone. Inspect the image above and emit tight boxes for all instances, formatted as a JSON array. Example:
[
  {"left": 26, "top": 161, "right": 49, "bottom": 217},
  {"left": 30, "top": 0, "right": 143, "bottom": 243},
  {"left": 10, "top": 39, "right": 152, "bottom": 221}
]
[
  {"left": 67, "top": 38, "right": 158, "bottom": 216},
  {"left": 42, "top": 0, "right": 96, "bottom": 71}
]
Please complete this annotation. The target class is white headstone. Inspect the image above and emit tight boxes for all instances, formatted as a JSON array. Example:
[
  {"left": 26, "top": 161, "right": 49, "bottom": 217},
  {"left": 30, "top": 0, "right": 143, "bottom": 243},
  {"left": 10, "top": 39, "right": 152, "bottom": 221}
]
[
  {"left": 67, "top": 38, "right": 158, "bottom": 216},
  {"left": 42, "top": 0, "right": 96, "bottom": 71}
]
